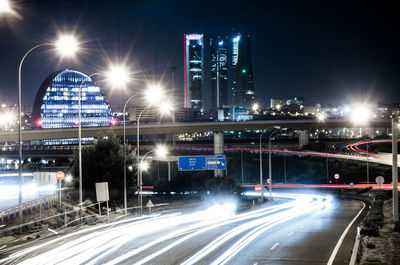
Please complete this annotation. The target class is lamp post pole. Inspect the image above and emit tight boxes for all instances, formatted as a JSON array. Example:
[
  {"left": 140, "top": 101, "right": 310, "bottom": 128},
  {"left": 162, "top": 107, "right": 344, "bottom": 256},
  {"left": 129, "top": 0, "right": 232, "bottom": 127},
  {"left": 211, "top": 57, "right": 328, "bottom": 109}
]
[
  {"left": 392, "top": 118, "right": 399, "bottom": 222},
  {"left": 77, "top": 73, "right": 99, "bottom": 208},
  {"left": 18, "top": 43, "right": 50, "bottom": 224},
  {"left": 122, "top": 94, "right": 138, "bottom": 216},
  {"left": 259, "top": 130, "right": 266, "bottom": 202},
  {"left": 137, "top": 107, "right": 148, "bottom": 215},
  {"left": 268, "top": 130, "right": 279, "bottom": 199}
]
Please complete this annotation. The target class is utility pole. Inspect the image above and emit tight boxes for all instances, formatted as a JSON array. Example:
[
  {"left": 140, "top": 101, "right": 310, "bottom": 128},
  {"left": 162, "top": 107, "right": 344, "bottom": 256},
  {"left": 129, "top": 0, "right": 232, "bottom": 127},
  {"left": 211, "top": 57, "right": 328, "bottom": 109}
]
[
  {"left": 392, "top": 118, "right": 399, "bottom": 222},
  {"left": 170, "top": 65, "right": 176, "bottom": 146},
  {"left": 367, "top": 141, "right": 369, "bottom": 184},
  {"left": 241, "top": 150, "right": 244, "bottom": 184}
]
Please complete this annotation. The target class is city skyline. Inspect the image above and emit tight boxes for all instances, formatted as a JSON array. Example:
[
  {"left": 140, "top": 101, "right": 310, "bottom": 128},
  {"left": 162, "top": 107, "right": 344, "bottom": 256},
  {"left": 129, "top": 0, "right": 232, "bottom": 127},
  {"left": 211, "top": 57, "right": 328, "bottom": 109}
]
[{"left": 0, "top": 0, "right": 398, "bottom": 111}]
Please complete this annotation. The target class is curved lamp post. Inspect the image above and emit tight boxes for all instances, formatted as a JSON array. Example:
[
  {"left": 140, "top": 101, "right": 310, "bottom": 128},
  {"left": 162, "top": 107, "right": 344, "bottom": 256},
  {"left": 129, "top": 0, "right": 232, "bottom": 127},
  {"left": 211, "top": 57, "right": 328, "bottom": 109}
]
[
  {"left": 137, "top": 145, "right": 168, "bottom": 214},
  {"left": 17, "top": 34, "right": 79, "bottom": 223},
  {"left": 76, "top": 65, "right": 130, "bottom": 210}
]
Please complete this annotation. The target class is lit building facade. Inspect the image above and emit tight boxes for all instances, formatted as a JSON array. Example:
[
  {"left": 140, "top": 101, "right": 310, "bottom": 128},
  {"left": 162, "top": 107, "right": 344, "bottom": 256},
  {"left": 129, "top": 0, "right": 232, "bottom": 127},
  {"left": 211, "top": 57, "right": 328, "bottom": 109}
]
[
  {"left": 184, "top": 34, "right": 204, "bottom": 110},
  {"left": 211, "top": 37, "right": 228, "bottom": 112},
  {"left": 232, "top": 34, "right": 255, "bottom": 108},
  {"left": 32, "top": 70, "right": 113, "bottom": 129}
]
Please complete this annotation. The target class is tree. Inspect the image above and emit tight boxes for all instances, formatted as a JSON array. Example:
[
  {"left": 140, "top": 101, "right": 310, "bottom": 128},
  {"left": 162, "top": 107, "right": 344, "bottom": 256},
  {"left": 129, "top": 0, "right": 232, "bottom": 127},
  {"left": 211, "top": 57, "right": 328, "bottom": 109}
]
[{"left": 70, "top": 132, "right": 136, "bottom": 200}]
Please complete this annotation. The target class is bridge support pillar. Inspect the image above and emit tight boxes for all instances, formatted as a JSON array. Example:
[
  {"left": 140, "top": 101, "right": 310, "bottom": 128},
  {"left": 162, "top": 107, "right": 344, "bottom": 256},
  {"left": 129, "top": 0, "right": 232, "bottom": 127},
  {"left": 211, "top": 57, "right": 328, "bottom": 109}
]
[
  {"left": 214, "top": 131, "right": 224, "bottom": 177},
  {"left": 299, "top": 130, "right": 309, "bottom": 149}
]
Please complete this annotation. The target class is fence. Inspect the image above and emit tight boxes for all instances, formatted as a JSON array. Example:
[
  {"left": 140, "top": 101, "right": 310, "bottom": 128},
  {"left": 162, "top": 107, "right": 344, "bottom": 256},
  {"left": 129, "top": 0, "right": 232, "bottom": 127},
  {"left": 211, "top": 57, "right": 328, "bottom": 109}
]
[{"left": 0, "top": 193, "right": 58, "bottom": 223}]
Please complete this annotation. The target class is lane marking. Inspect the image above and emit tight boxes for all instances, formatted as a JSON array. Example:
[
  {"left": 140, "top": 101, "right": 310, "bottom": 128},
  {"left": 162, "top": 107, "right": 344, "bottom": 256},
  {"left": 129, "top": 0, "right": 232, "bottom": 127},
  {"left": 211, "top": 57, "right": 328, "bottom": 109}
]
[
  {"left": 0, "top": 245, "right": 7, "bottom": 250},
  {"left": 48, "top": 228, "right": 58, "bottom": 235},
  {"left": 287, "top": 232, "right": 293, "bottom": 237},
  {"left": 327, "top": 201, "right": 365, "bottom": 265},
  {"left": 271, "top": 243, "right": 280, "bottom": 250}
]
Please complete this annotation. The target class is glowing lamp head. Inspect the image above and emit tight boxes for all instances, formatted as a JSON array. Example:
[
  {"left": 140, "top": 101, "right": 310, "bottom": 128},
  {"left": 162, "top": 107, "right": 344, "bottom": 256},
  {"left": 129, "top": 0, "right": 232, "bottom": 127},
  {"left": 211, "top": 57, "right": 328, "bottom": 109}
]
[
  {"left": 351, "top": 104, "right": 372, "bottom": 126},
  {"left": 105, "top": 64, "right": 130, "bottom": 89},
  {"left": 139, "top": 161, "right": 149, "bottom": 171},
  {"left": 65, "top": 174, "right": 73, "bottom": 183},
  {"left": 159, "top": 101, "right": 174, "bottom": 115},
  {"left": 317, "top": 112, "right": 326, "bottom": 122},
  {"left": 145, "top": 84, "right": 165, "bottom": 106},
  {"left": 0, "top": 0, "right": 11, "bottom": 13},
  {"left": 55, "top": 34, "right": 79, "bottom": 58},
  {"left": 155, "top": 145, "right": 168, "bottom": 158}
]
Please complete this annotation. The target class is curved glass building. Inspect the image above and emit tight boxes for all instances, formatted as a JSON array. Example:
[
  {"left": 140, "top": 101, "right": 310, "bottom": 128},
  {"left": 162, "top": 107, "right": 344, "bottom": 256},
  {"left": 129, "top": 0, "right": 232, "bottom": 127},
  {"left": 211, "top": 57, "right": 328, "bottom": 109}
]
[{"left": 32, "top": 69, "right": 113, "bottom": 129}]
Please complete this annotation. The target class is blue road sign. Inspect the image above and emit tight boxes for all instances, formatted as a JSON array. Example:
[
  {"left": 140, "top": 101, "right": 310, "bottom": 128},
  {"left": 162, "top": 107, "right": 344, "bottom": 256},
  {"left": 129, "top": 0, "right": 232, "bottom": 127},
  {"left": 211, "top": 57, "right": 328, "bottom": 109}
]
[
  {"left": 178, "top": 155, "right": 226, "bottom": 171},
  {"left": 178, "top": 156, "right": 206, "bottom": 171},
  {"left": 205, "top": 155, "right": 226, "bottom": 170}
]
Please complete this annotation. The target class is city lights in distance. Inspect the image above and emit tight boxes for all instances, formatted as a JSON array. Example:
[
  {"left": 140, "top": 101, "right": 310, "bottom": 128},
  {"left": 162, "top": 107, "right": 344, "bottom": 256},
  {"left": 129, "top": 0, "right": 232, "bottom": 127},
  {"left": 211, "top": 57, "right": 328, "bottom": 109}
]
[
  {"left": 55, "top": 34, "right": 80, "bottom": 58},
  {"left": 252, "top": 103, "right": 259, "bottom": 111}
]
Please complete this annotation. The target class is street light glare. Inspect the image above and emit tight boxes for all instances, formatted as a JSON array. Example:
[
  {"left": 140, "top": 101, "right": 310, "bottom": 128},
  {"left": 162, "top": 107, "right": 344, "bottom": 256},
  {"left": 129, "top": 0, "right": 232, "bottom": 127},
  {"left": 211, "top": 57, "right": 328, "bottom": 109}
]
[
  {"left": 155, "top": 145, "right": 168, "bottom": 158},
  {"left": 0, "top": 0, "right": 11, "bottom": 13},
  {"left": 139, "top": 161, "right": 149, "bottom": 171},
  {"left": 145, "top": 84, "right": 165, "bottom": 105},
  {"left": 317, "top": 112, "right": 326, "bottom": 122},
  {"left": 55, "top": 34, "right": 79, "bottom": 58},
  {"left": 351, "top": 104, "right": 372, "bottom": 125},
  {"left": 159, "top": 101, "right": 174, "bottom": 115},
  {"left": 105, "top": 64, "right": 131, "bottom": 89}
]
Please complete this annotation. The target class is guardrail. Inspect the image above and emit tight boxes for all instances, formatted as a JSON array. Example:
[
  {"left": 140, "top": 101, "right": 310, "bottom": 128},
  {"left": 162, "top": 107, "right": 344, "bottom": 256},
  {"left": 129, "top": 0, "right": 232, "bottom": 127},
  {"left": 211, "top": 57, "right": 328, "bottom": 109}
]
[{"left": 0, "top": 193, "right": 58, "bottom": 223}]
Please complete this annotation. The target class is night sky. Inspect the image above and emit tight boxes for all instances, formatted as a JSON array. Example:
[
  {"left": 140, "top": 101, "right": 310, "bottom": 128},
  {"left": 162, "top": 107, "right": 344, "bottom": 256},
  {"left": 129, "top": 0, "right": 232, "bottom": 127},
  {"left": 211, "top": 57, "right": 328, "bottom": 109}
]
[{"left": 0, "top": 0, "right": 399, "bottom": 111}]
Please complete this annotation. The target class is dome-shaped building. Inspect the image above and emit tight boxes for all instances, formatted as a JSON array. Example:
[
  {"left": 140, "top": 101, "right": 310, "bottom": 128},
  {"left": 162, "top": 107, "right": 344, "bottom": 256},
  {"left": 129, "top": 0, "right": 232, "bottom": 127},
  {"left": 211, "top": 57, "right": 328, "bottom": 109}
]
[{"left": 32, "top": 70, "right": 113, "bottom": 129}]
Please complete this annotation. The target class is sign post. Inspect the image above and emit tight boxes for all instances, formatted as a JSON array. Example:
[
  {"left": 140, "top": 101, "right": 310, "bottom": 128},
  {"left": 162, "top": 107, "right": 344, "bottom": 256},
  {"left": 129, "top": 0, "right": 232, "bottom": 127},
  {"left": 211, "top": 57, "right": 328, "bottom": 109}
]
[
  {"left": 178, "top": 155, "right": 226, "bottom": 171},
  {"left": 146, "top": 200, "right": 154, "bottom": 214},
  {"left": 375, "top": 176, "right": 384, "bottom": 189},
  {"left": 334, "top": 173, "right": 340, "bottom": 184},
  {"left": 95, "top": 182, "right": 110, "bottom": 216},
  {"left": 56, "top": 171, "right": 65, "bottom": 206}
]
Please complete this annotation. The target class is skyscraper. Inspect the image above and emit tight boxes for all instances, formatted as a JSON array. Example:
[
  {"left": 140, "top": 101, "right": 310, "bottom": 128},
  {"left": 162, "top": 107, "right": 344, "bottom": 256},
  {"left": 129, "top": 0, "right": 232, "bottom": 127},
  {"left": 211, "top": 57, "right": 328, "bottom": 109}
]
[
  {"left": 232, "top": 34, "right": 255, "bottom": 108},
  {"left": 211, "top": 37, "right": 228, "bottom": 112},
  {"left": 184, "top": 34, "right": 204, "bottom": 109}
]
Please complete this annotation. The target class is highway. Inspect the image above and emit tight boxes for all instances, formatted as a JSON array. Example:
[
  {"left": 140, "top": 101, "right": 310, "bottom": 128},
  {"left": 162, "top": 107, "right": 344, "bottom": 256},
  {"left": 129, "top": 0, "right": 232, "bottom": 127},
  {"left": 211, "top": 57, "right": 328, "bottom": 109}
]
[
  {"left": 0, "top": 193, "right": 365, "bottom": 265},
  {"left": 0, "top": 118, "right": 392, "bottom": 142}
]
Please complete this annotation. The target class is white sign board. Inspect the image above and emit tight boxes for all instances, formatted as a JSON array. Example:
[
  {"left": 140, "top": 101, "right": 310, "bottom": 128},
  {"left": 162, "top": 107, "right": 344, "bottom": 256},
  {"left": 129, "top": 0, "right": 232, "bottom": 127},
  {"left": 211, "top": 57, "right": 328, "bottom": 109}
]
[{"left": 95, "top": 182, "right": 109, "bottom": 202}]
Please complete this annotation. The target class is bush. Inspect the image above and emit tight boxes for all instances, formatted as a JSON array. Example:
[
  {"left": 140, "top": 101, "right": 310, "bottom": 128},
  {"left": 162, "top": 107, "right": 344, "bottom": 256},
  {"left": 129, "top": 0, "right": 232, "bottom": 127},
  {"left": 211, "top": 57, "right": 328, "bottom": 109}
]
[
  {"left": 394, "top": 221, "right": 400, "bottom": 232},
  {"left": 361, "top": 196, "right": 384, "bottom": 237}
]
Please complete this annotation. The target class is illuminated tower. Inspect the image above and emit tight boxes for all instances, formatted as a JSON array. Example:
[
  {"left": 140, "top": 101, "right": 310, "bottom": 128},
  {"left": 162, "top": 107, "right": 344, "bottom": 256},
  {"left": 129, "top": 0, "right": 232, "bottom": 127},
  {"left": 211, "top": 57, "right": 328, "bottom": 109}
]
[
  {"left": 211, "top": 37, "right": 228, "bottom": 112},
  {"left": 184, "top": 34, "right": 204, "bottom": 109},
  {"left": 232, "top": 34, "right": 255, "bottom": 108}
]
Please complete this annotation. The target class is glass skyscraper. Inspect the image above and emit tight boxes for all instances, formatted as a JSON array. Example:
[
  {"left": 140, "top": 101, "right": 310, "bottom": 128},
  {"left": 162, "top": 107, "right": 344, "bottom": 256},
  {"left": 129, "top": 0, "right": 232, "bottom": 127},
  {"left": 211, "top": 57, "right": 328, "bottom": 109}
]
[
  {"left": 184, "top": 34, "right": 204, "bottom": 110},
  {"left": 32, "top": 69, "right": 113, "bottom": 129},
  {"left": 211, "top": 37, "right": 228, "bottom": 111},
  {"left": 232, "top": 34, "right": 255, "bottom": 108}
]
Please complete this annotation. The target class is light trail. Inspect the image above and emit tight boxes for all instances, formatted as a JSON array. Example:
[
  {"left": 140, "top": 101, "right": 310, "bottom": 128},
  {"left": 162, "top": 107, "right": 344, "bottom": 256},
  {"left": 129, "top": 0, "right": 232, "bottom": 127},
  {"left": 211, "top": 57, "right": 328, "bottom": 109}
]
[{"left": 1, "top": 193, "right": 333, "bottom": 265}]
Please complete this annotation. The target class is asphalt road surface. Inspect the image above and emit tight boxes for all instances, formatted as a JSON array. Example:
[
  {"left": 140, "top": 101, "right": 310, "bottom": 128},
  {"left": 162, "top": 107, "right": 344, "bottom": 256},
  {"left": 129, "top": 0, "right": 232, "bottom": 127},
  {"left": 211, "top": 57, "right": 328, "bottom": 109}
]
[{"left": 0, "top": 193, "right": 365, "bottom": 265}]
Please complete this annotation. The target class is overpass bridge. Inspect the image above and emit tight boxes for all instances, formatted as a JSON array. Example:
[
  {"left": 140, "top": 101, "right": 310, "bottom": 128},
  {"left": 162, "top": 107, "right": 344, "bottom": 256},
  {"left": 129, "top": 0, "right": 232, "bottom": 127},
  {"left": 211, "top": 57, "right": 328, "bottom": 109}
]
[{"left": 0, "top": 118, "right": 391, "bottom": 142}]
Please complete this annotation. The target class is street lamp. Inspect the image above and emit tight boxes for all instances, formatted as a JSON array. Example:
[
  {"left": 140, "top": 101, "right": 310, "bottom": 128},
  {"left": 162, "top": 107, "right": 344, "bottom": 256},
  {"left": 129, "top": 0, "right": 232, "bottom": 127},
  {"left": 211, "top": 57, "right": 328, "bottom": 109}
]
[
  {"left": 136, "top": 85, "right": 172, "bottom": 213},
  {"left": 76, "top": 64, "right": 130, "bottom": 210},
  {"left": 259, "top": 130, "right": 267, "bottom": 202},
  {"left": 137, "top": 145, "right": 168, "bottom": 214},
  {"left": 17, "top": 34, "right": 79, "bottom": 224},
  {"left": 0, "top": 0, "right": 12, "bottom": 14}
]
